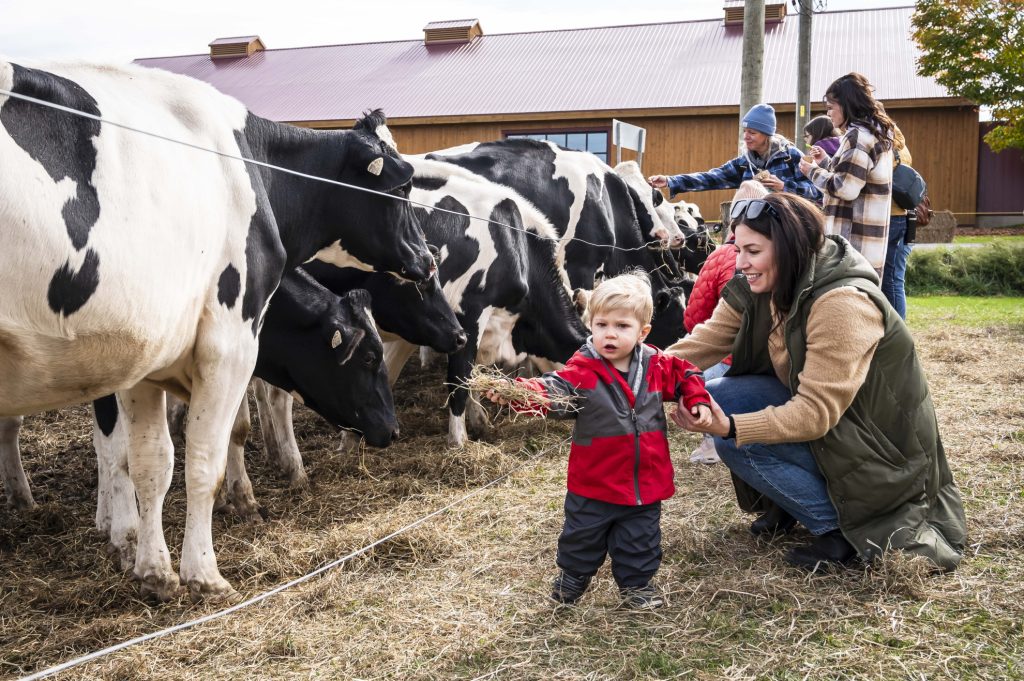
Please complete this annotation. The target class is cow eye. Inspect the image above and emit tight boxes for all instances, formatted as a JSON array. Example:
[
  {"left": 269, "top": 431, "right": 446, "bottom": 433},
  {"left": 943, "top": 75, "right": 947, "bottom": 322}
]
[{"left": 365, "top": 352, "right": 378, "bottom": 367}]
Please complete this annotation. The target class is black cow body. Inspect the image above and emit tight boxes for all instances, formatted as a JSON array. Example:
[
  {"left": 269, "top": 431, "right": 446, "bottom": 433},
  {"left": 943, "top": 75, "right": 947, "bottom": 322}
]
[
  {"left": 427, "top": 140, "right": 687, "bottom": 351},
  {"left": 389, "top": 157, "right": 587, "bottom": 446}
]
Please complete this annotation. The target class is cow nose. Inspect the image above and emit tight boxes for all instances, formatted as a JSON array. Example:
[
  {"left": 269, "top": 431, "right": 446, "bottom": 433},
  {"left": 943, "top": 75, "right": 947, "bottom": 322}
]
[
  {"left": 455, "top": 331, "right": 467, "bottom": 350},
  {"left": 400, "top": 250, "right": 435, "bottom": 283}
]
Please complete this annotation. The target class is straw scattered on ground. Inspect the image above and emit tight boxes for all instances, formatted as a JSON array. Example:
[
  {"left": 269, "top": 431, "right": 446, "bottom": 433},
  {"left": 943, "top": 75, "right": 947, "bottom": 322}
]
[{"left": 1, "top": 317, "right": 1022, "bottom": 680}]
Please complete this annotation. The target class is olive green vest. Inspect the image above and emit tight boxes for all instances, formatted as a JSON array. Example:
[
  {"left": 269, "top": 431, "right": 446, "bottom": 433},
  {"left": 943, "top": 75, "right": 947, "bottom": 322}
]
[{"left": 721, "top": 236, "right": 966, "bottom": 570}]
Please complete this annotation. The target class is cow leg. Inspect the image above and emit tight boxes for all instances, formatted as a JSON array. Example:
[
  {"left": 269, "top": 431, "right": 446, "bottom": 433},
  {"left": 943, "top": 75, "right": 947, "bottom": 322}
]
[
  {"left": 419, "top": 346, "right": 440, "bottom": 370},
  {"left": 465, "top": 397, "right": 491, "bottom": 438},
  {"left": 385, "top": 340, "right": 417, "bottom": 387},
  {"left": 216, "top": 396, "right": 263, "bottom": 523},
  {"left": 252, "top": 379, "right": 308, "bottom": 489},
  {"left": 178, "top": 331, "right": 255, "bottom": 601},
  {"left": 0, "top": 416, "right": 34, "bottom": 510},
  {"left": 122, "top": 384, "right": 179, "bottom": 601},
  {"left": 446, "top": 340, "right": 479, "bottom": 449},
  {"left": 93, "top": 395, "right": 139, "bottom": 571}
]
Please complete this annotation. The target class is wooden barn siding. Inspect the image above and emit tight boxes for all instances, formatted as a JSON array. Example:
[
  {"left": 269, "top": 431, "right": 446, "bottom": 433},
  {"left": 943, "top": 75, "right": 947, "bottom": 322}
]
[{"left": 386, "top": 106, "right": 977, "bottom": 226}]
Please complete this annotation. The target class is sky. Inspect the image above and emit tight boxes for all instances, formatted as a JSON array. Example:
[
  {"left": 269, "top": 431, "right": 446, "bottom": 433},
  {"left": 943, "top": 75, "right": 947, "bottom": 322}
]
[{"left": 1, "top": 0, "right": 913, "bottom": 63}]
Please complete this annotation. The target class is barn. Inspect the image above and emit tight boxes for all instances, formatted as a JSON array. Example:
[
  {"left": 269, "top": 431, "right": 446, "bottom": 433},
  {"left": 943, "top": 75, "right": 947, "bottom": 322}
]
[{"left": 133, "top": 3, "right": 977, "bottom": 225}]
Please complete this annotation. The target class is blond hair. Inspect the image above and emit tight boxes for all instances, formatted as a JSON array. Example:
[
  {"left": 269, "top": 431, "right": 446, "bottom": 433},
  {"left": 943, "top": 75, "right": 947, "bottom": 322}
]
[{"left": 587, "top": 271, "right": 653, "bottom": 326}]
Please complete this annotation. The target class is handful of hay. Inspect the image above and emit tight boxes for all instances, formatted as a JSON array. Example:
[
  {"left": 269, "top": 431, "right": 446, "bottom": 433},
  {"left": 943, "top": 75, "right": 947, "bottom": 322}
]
[
  {"left": 462, "top": 365, "right": 577, "bottom": 417},
  {"left": 754, "top": 170, "right": 772, "bottom": 182}
]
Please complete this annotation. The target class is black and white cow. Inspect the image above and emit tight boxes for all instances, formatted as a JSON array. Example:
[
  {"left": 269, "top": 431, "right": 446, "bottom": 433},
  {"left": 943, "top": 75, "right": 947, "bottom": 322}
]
[
  {"left": 1, "top": 268, "right": 398, "bottom": 567},
  {"left": 251, "top": 261, "right": 467, "bottom": 484},
  {"left": 426, "top": 140, "right": 687, "bottom": 350},
  {"left": 614, "top": 161, "right": 683, "bottom": 249},
  {"left": 668, "top": 201, "right": 716, "bottom": 276},
  {"left": 0, "top": 60, "right": 431, "bottom": 601},
  {"left": 383, "top": 157, "right": 588, "bottom": 446}
]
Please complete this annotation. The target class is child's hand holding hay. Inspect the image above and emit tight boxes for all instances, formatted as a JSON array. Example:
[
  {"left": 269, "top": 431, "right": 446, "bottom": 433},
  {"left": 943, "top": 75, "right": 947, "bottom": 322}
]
[{"left": 464, "top": 365, "right": 576, "bottom": 418}]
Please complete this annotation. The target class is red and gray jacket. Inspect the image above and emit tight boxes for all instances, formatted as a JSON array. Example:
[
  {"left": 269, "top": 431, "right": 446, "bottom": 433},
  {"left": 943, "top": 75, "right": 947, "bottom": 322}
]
[{"left": 513, "top": 340, "right": 710, "bottom": 506}]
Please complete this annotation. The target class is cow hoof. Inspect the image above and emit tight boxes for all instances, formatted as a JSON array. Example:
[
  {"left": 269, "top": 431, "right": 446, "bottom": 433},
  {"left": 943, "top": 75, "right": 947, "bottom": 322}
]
[
  {"left": 136, "top": 570, "right": 182, "bottom": 602},
  {"left": 186, "top": 578, "right": 238, "bottom": 604},
  {"left": 287, "top": 472, "right": 310, "bottom": 491},
  {"left": 7, "top": 495, "right": 37, "bottom": 512},
  {"left": 106, "top": 537, "right": 137, "bottom": 571}
]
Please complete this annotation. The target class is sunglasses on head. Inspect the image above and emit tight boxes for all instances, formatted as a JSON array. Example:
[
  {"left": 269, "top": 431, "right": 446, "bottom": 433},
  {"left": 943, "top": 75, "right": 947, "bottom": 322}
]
[{"left": 730, "top": 198, "right": 780, "bottom": 222}]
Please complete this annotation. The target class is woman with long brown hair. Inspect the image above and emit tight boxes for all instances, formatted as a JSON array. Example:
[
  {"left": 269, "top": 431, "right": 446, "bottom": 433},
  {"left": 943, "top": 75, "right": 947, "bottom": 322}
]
[
  {"left": 666, "top": 192, "right": 965, "bottom": 572},
  {"left": 799, "top": 73, "right": 895, "bottom": 276}
]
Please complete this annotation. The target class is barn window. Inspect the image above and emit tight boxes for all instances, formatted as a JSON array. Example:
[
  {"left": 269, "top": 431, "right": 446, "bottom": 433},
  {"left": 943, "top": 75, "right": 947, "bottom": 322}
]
[{"left": 505, "top": 130, "right": 609, "bottom": 162}]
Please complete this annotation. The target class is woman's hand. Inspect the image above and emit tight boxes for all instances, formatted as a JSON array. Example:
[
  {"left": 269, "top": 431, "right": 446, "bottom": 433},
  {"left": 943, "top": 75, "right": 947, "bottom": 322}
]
[
  {"left": 798, "top": 158, "right": 817, "bottom": 177},
  {"left": 758, "top": 174, "right": 784, "bottom": 191},
  {"left": 647, "top": 175, "right": 668, "bottom": 189},
  {"left": 673, "top": 396, "right": 730, "bottom": 436},
  {"left": 809, "top": 145, "right": 827, "bottom": 163}
]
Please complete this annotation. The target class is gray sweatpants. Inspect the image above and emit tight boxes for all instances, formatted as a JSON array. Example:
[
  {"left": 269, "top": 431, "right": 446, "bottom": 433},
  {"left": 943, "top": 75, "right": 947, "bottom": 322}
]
[{"left": 556, "top": 491, "right": 663, "bottom": 589}]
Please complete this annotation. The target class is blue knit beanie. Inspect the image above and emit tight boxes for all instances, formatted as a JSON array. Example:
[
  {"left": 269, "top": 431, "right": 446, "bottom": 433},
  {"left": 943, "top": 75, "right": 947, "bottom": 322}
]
[{"left": 742, "top": 104, "right": 776, "bottom": 136}]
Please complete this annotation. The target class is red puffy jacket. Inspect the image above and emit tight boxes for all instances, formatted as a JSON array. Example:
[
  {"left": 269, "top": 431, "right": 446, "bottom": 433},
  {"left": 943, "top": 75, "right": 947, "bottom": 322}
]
[
  {"left": 684, "top": 240, "right": 738, "bottom": 366},
  {"left": 513, "top": 342, "right": 709, "bottom": 506}
]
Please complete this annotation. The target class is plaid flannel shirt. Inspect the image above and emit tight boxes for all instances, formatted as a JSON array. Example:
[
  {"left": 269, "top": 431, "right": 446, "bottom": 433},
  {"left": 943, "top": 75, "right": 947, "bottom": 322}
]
[{"left": 807, "top": 123, "right": 894, "bottom": 275}]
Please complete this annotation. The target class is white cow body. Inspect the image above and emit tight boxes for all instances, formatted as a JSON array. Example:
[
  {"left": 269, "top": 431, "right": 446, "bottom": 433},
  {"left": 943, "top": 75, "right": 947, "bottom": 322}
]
[{"left": 0, "top": 59, "right": 425, "bottom": 600}]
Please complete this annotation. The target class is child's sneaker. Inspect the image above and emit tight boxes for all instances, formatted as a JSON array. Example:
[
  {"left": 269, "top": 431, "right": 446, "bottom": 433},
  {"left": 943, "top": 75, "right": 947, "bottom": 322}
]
[
  {"left": 689, "top": 436, "right": 720, "bottom": 464},
  {"left": 620, "top": 584, "right": 665, "bottom": 609},
  {"left": 550, "top": 571, "right": 591, "bottom": 604}
]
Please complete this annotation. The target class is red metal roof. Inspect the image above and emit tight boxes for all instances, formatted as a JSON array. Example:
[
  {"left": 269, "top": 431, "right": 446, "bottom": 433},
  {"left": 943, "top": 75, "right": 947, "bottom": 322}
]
[{"left": 133, "top": 6, "right": 950, "bottom": 124}]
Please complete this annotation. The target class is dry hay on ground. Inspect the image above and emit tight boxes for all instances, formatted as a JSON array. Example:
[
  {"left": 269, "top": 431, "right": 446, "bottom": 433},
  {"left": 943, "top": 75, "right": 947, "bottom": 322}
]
[{"left": 2, "top": 323, "right": 1023, "bottom": 680}]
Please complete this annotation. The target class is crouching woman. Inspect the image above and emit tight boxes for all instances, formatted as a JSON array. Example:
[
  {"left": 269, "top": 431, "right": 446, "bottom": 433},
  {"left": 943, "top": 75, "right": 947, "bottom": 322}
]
[{"left": 666, "top": 192, "right": 966, "bottom": 572}]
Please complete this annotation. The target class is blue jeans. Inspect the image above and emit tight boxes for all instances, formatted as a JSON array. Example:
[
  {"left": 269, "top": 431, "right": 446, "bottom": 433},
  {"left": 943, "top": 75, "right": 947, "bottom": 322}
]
[
  {"left": 707, "top": 375, "right": 839, "bottom": 535},
  {"left": 882, "top": 214, "right": 911, "bottom": 319},
  {"left": 702, "top": 360, "right": 730, "bottom": 382}
]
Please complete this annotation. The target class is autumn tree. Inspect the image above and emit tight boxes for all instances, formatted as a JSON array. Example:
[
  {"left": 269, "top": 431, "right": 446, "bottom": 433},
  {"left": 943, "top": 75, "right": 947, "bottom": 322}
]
[{"left": 912, "top": 0, "right": 1024, "bottom": 152}]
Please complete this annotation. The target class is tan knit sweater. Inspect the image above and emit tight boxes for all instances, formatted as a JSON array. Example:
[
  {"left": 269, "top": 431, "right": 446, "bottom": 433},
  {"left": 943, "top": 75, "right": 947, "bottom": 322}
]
[{"left": 665, "top": 287, "right": 884, "bottom": 446}]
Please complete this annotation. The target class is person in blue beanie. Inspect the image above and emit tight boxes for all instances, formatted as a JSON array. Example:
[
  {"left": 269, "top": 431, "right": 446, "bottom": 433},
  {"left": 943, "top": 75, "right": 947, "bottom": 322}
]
[{"left": 648, "top": 104, "right": 822, "bottom": 203}]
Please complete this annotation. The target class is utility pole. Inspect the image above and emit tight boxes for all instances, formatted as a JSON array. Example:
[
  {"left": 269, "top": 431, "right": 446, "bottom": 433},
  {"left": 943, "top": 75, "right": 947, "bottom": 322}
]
[
  {"left": 740, "top": 0, "right": 766, "bottom": 152},
  {"left": 795, "top": 0, "right": 813, "bottom": 147}
]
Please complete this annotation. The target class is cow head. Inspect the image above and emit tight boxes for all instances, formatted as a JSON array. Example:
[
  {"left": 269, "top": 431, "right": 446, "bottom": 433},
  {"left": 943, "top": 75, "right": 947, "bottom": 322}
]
[
  {"left": 257, "top": 272, "right": 399, "bottom": 448},
  {"left": 304, "top": 257, "right": 466, "bottom": 354},
  {"left": 322, "top": 110, "right": 435, "bottom": 283},
  {"left": 645, "top": 286, "right": 687, "bottom": 350},
  {"left": 615, "top": 162, "right": 684, "bottom": 249}
]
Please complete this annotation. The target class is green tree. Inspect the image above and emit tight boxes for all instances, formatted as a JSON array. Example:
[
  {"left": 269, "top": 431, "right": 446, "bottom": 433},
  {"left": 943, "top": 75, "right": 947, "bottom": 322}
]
[{"left": 912, "top": 0, "right": 1024, "bottom": 152}]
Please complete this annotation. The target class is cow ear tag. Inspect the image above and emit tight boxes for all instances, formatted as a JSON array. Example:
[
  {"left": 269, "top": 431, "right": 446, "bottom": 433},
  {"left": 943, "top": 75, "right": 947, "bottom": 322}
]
[
  {"left": 367, "top": 157, "right": 384, "bottom": 176},
  {"left": 331, "top": 330, "right": 343, "bottom": 348}
]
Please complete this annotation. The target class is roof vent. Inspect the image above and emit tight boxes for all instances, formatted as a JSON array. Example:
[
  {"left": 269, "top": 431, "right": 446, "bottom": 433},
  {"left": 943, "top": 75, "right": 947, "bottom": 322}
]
[
  {"left": 423, "top": 19, "right": 483, "bottom": 45},
  {"left": 209, "top": 36, "right": 266, "bottom": 60},
  {"left": 723, "top": 1, "right": 787, "bottom": 26}
]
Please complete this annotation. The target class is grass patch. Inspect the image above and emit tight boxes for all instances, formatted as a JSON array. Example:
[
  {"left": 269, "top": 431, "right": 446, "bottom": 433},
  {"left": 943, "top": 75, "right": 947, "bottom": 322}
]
[
  {"left": 954, "top": 234, "right": 1024, "bottom": 245},
  {"left": 907, "top": 243, "right": 1024, "bottom": 295},
  {"left": 907, "top": 296, "right": 1024, "bottom": 329}
]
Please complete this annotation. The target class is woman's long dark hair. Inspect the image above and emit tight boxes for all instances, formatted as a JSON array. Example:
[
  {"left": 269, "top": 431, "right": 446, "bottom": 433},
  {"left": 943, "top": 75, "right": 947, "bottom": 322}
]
[
  {"left": 803, "top": 115, "right": 838, "bottom": 145},
  {"left": 735, "top": 193, "right": 825, "bottom": 319},
  {"left": 824, "top": 72, "right": 895, "bottom": 149}
]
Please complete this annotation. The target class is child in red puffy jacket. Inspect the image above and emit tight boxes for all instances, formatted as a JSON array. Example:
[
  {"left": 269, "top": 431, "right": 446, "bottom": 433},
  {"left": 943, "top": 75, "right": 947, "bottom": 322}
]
[{"left": 487, "top": 271, "right": 711, "bottom": 609}]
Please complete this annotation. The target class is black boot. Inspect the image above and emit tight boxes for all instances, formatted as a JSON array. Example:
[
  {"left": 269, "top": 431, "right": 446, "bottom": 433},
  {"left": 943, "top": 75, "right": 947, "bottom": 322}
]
[
  {"left": 785, "top": 530, "right": 857, "bottom": 572},
  {"left": 550, "top": 571, "right": 592, "bottom": 604},
  {"left": 750, "top": 504, "right": 797, "bottom": 537}
]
